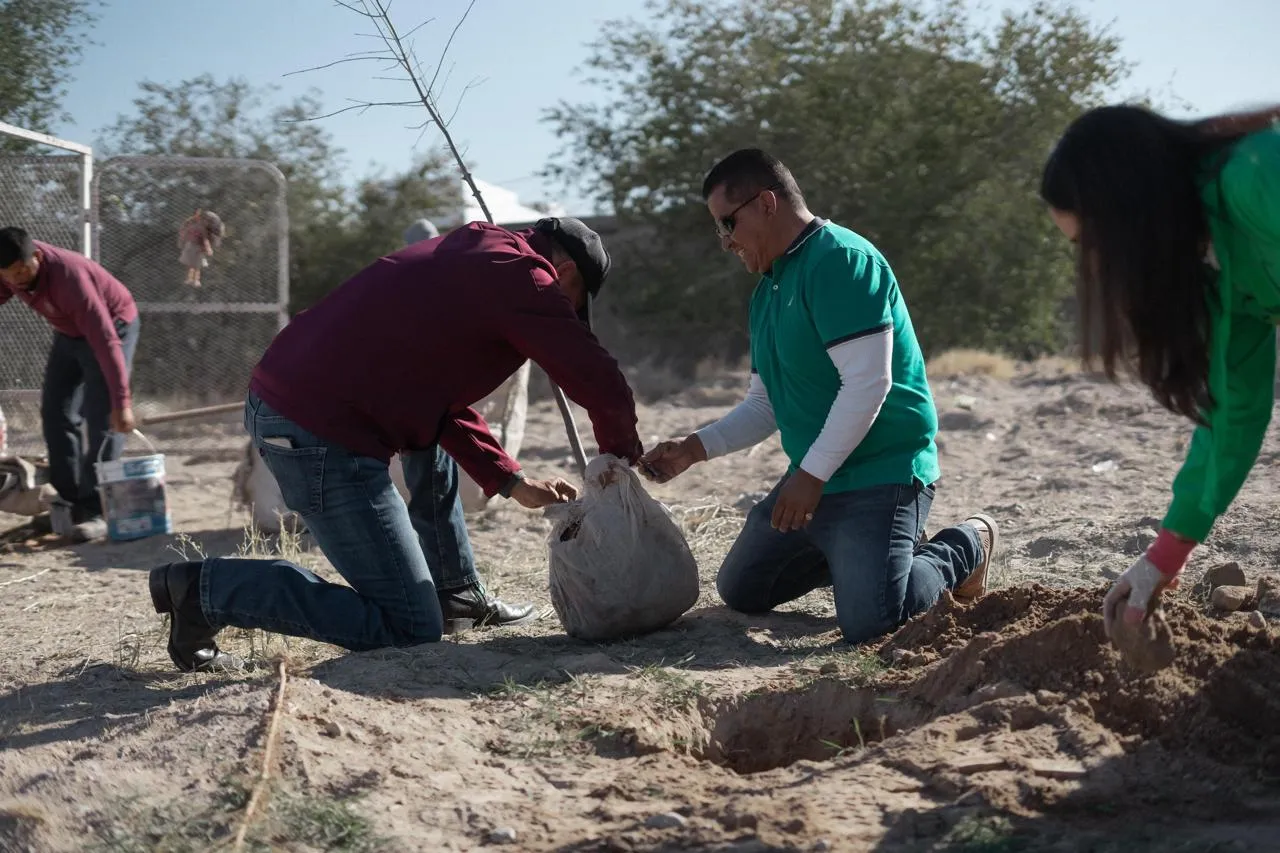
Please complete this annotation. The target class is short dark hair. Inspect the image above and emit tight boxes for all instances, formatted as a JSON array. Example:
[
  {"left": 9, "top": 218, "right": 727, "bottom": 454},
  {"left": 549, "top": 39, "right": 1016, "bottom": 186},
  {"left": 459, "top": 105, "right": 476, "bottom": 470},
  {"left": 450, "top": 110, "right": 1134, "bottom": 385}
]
[
  {"left": 0, "top": 227, "right": 35, "bottom": 268},
  {"left": 701, "top": 148, "right": 804, "bottom": 206}
]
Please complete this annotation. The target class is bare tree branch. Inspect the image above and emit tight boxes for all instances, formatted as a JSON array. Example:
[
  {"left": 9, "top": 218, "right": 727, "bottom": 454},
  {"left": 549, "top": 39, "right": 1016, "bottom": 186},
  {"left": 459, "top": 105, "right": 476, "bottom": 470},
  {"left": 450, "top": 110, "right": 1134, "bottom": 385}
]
[
  {"left": 332, "top": 0, "right": 374, "bottom": 17},
  {"left": 286, "top": 99, "right": 422, "bottom": 122},
  {"left": 428, "top": 0, "right": 477, "bottom": 103},
  {"left": 446, "top": 78, "right": 486, "bottom": 127},
  {"left": 401, "top": 16, "right": 436, "bottom": 41},
  {"left": 282, "top": 54, "right": 393, "bottom": 78}
]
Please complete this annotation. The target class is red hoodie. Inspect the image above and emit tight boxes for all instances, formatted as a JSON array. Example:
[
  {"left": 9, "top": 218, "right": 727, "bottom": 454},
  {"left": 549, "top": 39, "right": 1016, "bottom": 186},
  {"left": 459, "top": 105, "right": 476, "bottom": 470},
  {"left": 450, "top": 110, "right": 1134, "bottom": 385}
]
[
  {"left": 0, "top": 241, "right": 137, "bottom": 411},
  {"left": 249, "top": 222, "right": 643, "bottom": 496}
]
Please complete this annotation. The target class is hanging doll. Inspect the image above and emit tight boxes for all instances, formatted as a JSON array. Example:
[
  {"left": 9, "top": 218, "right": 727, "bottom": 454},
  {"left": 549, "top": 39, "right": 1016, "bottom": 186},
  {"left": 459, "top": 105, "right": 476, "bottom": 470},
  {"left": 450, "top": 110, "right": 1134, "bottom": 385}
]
[{"left": 178, "top": 209, "right": 226, "bottom": 287}]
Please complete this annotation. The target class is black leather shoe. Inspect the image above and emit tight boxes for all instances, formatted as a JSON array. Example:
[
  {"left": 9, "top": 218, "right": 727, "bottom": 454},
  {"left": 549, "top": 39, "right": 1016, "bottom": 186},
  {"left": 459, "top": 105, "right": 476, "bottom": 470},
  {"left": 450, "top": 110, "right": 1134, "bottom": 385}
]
[
  {"left": 148, "top": 562, "right": 243, "bottom": 672},
  {"left": 438, "top": 584, "right": 537, "bottom": 633}
]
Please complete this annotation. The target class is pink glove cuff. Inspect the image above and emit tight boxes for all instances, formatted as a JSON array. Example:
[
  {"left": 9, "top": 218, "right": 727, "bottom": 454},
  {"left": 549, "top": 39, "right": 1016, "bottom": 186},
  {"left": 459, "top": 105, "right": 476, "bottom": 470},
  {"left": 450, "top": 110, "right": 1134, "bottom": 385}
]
[{"left": 1145, "top": 528, "right": 1197, "bottom": 577}]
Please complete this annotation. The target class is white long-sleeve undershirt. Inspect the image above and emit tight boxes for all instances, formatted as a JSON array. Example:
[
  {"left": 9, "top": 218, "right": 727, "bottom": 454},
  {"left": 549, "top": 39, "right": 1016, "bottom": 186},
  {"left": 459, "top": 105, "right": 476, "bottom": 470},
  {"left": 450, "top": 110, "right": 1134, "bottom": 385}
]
[
  {"left": 799, "top": 328, "right": 894, "bottom": 480},
  {"left": 694, "top": 372, "right": 777, "bottom": 459},
  {"left": 695, "top": 328, "right": 894, "bottom": 481}
]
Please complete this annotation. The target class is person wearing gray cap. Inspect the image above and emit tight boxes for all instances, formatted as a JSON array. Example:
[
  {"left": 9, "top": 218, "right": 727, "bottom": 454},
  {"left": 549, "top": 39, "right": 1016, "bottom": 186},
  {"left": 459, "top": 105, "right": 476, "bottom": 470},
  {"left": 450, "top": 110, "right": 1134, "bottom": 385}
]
[
  {"left": 146, "top": 216, "right": 643, "bottom": 671},
  {"left": 403, "top": 218, "right": 440, "bottom": 246}
]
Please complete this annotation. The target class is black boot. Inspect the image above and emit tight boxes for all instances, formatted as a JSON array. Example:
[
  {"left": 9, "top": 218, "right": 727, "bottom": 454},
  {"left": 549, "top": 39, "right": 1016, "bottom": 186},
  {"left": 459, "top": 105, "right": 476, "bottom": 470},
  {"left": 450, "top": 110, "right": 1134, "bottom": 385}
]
[
  {"left": 438, "top": 584, "right": 537, "bottom": 633},
  {"left": 148, "top": 562, "right": 243, "bottom": 672}
]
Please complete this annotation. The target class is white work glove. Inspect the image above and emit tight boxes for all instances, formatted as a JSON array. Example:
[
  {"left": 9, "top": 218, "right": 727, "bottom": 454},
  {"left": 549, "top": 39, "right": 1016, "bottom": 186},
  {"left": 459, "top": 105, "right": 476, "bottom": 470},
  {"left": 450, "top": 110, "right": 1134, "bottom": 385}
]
[{"left": 1102, "top": 554, "right": 1181, "bottom": 639}]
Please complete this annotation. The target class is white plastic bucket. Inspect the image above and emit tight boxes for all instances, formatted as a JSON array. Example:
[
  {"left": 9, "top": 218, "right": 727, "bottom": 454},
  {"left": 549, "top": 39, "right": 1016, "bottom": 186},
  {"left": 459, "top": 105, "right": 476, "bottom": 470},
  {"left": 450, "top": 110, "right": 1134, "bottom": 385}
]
[{"left": 95, "top": 430, "right": 172, "bottom": 542}]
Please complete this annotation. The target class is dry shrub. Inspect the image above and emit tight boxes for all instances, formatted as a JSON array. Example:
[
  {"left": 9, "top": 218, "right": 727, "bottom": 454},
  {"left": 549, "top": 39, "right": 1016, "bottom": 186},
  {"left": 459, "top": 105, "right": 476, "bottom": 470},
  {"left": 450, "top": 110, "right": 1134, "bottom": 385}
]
[{"left": 927, "top": 348, "right": 1017, "bottom": 380}]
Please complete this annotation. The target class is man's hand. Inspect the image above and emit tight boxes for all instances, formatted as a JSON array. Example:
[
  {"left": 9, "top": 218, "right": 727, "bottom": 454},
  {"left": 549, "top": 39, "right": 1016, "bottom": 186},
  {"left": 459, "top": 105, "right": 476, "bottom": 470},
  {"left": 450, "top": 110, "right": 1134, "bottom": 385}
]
[
  {"left": 510, "top": 477, "right": 580, "bottom": 509},
  {"left": 771, "top": 469, "right": 825, "bottom": 532},
  {"left": 1102, "top": 554, "right": 1181, "bottom": 639},
  {"left": 111, "top": 407, "right": 136, "bottom": 434},
  {"left": 638, "top": 436, "right": 707, "bottom": 483}
]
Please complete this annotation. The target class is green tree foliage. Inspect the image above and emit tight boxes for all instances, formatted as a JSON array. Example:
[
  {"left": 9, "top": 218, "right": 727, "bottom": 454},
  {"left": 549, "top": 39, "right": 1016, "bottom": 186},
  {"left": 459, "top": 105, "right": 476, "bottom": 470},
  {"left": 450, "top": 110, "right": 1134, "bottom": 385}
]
[
  {"left": 545, "top": 0, "right": 1130, "bottom": 362},
  {"left": 98, "top": 75, "right": 460, "bottom": 311},
  {"left": 0, "top": 0, "right": 100, "bottom": 149}
]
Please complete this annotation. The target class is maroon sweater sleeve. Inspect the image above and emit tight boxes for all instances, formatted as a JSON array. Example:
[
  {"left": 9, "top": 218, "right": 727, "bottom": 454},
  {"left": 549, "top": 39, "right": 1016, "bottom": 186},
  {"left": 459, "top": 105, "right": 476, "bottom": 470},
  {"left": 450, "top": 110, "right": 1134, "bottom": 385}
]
[
  {"left": 56, "top": 265, "right": 132, "bottom": 411},
  {"left": 438, "top": 406, "right": 522, "bottom": 498},
  {"left": 498, "top": 266, "right": 643, "bottom": 465}
]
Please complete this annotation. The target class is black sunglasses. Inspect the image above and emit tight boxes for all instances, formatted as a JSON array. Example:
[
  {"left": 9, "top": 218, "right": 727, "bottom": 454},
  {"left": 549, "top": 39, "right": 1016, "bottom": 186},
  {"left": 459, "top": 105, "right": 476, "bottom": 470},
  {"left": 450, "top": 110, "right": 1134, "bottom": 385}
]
[{"left": 715, "top": 183, "right": 781, "bottom": 238}]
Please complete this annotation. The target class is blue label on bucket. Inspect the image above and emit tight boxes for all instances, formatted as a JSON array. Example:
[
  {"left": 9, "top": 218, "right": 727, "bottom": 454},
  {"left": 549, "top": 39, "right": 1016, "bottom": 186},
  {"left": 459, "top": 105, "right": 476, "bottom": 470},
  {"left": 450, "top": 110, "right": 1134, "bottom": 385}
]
[
  {"left": 118, "top": 457, "right": 164, "bottom": 478},
  {"left": 98, "top": 466, "right": 172, "bottom": 542},
  {"left": 110, "top": 512, "right": 172, "bottom": 540}
]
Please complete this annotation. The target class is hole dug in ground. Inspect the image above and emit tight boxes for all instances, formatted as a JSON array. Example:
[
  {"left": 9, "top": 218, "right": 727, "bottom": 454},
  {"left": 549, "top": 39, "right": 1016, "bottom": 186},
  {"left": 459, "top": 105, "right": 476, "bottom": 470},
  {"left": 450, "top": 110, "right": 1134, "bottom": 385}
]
[{"left": 691, "top": 679, "right": 925, "bottom": 775}]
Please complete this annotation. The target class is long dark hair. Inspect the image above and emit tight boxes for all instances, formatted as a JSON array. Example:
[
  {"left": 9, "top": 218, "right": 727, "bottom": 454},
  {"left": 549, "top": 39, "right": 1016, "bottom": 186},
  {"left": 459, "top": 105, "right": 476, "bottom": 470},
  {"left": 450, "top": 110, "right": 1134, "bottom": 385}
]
[{"left": 1040, "top": 104, "right": 1280, "bottom": 423}]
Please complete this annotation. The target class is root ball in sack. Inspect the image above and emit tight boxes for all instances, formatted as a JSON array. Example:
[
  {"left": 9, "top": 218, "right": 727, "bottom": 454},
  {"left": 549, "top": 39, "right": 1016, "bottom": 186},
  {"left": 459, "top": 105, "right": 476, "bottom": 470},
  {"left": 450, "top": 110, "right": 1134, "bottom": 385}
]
[{"left": 544, "top": 455, "right": 699, "bottom": 641}]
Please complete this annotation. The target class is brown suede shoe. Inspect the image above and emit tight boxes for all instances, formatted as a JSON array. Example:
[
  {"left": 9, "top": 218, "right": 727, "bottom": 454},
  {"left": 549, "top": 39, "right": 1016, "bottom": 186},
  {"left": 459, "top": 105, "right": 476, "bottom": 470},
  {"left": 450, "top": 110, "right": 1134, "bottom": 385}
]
[{"left": 954, "top": 514, "right": 999, "bottom": 600}]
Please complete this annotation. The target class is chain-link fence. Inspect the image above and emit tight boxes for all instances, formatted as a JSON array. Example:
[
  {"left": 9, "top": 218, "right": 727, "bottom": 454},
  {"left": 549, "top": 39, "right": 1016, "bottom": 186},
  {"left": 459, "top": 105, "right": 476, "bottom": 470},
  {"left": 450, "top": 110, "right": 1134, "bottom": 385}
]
[
  {"left": 0, "top": 122, "right": 93, "bottom": 458},
  {"left": 93, "top": 156, "right": 288, "bottom": 455},
  {"left": 1, "top": 134, "right": 289, "bottom": 460}
]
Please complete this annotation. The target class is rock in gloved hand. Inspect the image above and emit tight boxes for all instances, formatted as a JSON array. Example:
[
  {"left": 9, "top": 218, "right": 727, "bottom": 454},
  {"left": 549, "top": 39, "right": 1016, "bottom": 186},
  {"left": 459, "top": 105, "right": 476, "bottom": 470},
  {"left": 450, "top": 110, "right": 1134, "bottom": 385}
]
[{"left": 1109, "top": 605, "right": 1176, "bottom": 674}]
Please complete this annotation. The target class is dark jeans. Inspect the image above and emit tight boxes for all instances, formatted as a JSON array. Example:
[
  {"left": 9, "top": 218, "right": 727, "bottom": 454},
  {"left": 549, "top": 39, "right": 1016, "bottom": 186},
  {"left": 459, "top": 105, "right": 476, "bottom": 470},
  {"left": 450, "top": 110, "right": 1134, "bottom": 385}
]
[
  {"left": 198, "top": 392, "right": 481, "bottom": 650},
  {"left": 716, "top": 477, "right": 982, "bottom": 644},
  {"left": 42, "top": 317, "right": 140, "bottom": 519}
]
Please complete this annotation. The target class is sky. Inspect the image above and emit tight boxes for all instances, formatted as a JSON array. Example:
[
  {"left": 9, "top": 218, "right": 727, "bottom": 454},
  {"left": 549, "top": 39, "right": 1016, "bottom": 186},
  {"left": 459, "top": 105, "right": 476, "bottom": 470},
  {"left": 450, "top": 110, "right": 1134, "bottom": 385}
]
[{"left": 45, "top": 0, "right": 1280, "bottom": 217}]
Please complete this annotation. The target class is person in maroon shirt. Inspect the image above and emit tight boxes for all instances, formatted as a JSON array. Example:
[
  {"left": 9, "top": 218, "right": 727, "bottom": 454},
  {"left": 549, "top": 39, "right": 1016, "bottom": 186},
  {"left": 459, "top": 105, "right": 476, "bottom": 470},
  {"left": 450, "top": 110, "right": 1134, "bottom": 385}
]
[
  {"left": 0, "top": 227, "right": 140, "bottom": 542},
  {"left": 147, "top": 217, "right": 645, "bottom": 671}
]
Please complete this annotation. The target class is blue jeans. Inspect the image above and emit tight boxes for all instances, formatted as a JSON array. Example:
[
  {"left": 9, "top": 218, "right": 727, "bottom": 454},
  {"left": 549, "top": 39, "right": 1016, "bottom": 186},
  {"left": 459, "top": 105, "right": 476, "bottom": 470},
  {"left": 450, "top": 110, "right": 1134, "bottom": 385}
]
[
  {"left": 42, "top": 316, "right": 140, "bottom": 519},
  {"left": 716, "top": 478, "right": 982, "bottom": 644},
  {"left": 198, "top": 393, "right": 480, "bottom": 650}
]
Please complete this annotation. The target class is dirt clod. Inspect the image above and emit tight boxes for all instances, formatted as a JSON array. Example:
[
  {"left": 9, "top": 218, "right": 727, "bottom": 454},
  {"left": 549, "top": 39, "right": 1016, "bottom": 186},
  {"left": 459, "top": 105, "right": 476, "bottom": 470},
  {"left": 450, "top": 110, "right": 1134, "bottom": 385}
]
[
  {"left": 1211, "top": 585, "right": 1254, "bottom": 612},
  {"left": 1027, "top": 758, "right": 1087, "bottom": 779},
  {"left": 1109, "top": 606, "right": 1176, "bottom": 673},
  {"left": 1257, "top": 576, "right": 1280, "bottom": 617},
  {"left": 645, "top": 812, "right": 687, "bottom": 830},
  {"left": 489, "top": 827, "right": 518, "bottom": 845},
  {"left": 949, "top": 755, "right": 1007, "bottom": 774},
  {"left": 1206, "top": 562, "right": 1248, "bottom": 590}
]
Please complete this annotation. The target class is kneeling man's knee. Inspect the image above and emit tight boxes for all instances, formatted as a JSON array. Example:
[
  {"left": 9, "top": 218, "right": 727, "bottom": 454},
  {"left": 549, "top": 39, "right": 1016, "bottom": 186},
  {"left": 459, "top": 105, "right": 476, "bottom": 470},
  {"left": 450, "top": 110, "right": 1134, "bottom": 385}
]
[{"left": 716, "top": 563, "right": 768, "bottom": 614}]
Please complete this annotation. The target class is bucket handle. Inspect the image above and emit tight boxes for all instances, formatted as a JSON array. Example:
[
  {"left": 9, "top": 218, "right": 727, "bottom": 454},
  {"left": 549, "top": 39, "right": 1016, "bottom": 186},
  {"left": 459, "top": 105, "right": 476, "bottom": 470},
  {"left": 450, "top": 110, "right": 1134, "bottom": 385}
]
[{"left": 97, "top": 429, "right": 159, "bottom": 466}]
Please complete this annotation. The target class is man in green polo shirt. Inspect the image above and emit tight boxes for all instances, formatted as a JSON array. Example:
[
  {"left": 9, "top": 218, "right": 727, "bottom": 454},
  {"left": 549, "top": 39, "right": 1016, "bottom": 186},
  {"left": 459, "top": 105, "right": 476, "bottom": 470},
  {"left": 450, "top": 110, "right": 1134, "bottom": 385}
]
[{"left": 641, "top": 148, "right": 999, "bottom": 643}]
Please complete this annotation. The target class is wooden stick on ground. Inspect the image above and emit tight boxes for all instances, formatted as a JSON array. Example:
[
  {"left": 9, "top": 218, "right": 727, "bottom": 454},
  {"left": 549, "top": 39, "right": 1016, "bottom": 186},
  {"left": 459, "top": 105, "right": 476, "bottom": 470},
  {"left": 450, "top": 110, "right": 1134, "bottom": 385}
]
[
  {"left": 231, "top": 659, "right": 289, "bottom": 851},
  {"left": 0, "top": 568, "right": 51, "bottom": 587},
  {"left": 138, "top": 402, "right": 244, "bottom": 427}
]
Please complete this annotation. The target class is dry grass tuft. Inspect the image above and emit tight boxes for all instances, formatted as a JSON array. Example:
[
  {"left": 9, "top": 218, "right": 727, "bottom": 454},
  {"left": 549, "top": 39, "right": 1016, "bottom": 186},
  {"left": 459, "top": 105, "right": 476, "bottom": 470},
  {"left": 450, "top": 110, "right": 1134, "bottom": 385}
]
[
  {"left": 145, "top": 522, "right": 334, "bottom": 674},
  {"left": 927, "top": 349, "right": 1018, "bottom": 380},
  {"left": 1026, "top": 354, "right": 1084, "bottom": 377}
]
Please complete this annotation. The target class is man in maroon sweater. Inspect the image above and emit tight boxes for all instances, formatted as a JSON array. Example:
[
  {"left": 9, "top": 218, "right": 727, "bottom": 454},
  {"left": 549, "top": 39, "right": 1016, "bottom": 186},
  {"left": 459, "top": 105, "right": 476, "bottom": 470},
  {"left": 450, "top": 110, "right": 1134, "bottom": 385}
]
[
  {"left": 148, "top": 217, "right": 645, "bottom": 671},
  {"left": 0, "top": 227, "right": 140, "bottom": 543}
]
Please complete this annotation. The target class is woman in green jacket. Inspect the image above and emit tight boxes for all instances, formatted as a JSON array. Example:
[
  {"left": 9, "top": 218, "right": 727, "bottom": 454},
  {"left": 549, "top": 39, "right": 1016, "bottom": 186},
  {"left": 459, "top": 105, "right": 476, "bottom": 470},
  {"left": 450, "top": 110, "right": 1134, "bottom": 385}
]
[{"left": 1039, "top": 104, "right": 1280, "bottom": 639}]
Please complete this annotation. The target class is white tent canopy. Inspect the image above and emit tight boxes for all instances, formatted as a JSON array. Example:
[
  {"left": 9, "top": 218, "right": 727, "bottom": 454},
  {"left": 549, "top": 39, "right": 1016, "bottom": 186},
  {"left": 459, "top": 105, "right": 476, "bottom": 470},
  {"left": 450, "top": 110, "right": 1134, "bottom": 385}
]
[{"left": 438, "top": 177, "right": 567, "bottom": 228}]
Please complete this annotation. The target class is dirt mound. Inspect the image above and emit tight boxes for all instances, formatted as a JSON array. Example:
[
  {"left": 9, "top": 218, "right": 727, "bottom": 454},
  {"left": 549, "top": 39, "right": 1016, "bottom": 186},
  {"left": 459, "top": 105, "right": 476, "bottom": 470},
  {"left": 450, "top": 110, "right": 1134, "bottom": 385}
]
[{"left": 881, "top": 585, "right": 1280, "bottom": 772}]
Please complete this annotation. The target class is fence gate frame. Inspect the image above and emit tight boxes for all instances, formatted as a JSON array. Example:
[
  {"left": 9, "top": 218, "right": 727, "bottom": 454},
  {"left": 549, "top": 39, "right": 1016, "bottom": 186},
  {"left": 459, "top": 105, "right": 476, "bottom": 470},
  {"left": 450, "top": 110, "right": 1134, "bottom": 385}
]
[
  {"left": 91, "top": 155, "right": 290, "bottom": 332},
  {"left": 0, "top": 122, "right": 94, "bottom": 431},
  {"left": 0, "top": 120, "right": 94, "bottom": 257}
]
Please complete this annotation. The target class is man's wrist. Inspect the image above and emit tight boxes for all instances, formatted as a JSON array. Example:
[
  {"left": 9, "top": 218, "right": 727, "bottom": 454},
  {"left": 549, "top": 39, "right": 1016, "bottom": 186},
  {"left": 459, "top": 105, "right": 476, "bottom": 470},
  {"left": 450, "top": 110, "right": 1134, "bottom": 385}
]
[
  {"left": 795, "top": 464, "right": 828, "bottom": 484},
  {"left": 498, "top": 471, "right": 526, "bottom": 499},
  {"left": 684, "top": 434, "right": 708, "bottom": 463}
]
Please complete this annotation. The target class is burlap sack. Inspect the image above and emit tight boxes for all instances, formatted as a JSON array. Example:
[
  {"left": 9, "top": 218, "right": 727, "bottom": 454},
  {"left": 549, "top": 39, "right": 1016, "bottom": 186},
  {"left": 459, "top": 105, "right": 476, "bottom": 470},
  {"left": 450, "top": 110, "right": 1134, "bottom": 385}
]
[{"left": 545, "top": 455, "right": 699, "bottom": 641}]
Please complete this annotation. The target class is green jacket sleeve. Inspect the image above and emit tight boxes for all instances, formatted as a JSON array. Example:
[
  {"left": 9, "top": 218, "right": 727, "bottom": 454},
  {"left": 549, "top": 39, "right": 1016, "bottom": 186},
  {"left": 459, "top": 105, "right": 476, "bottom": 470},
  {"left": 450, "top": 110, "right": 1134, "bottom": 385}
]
[
  {"left": 1163, "top": 128, "right": 1280, "bottom": 541},
  {"left": 1163, "top": 312, "right": 1275, "bottom": 540}
]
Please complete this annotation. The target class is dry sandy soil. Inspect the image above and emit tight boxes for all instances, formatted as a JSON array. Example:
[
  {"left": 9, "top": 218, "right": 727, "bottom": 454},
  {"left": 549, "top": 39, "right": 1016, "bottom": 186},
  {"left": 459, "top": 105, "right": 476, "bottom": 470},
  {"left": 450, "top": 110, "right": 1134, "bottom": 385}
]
[{"left": 2, "top": 361, "right": 1279, "bottom": 853}]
